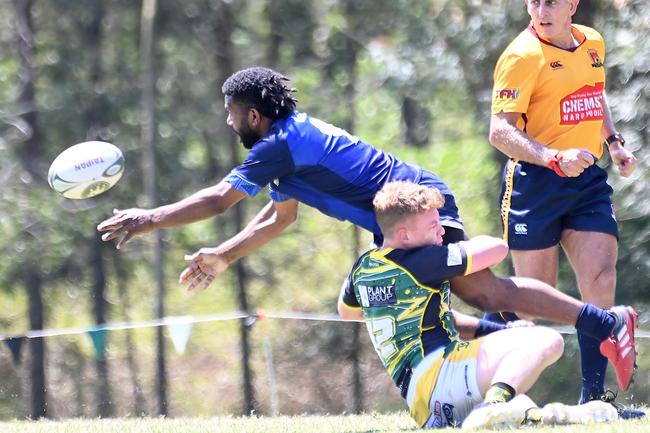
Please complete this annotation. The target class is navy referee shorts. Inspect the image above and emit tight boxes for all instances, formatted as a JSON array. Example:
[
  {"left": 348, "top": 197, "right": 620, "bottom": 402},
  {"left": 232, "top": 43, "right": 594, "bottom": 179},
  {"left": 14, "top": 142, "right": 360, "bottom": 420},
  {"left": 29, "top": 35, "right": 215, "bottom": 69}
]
[{"left": 499, "top": 159, "right": 618, "bottom": 250}]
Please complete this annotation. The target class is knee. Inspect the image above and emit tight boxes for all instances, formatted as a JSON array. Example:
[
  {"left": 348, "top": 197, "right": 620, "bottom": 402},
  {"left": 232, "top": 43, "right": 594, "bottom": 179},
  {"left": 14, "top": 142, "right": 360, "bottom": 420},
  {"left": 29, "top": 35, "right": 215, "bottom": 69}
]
[
  {"left": 582, "top": 267, "right": 616, "bottom": 307},
  {"left": 535, "top": 327, "right": 564, "bottom": 363}
]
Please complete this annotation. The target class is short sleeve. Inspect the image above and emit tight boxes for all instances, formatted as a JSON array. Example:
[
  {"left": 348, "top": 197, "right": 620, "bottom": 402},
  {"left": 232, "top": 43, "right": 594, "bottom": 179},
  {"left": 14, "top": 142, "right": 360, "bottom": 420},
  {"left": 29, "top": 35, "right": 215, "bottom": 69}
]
[
  {"left": 491, "top": 53, "right": 538, "bottom": 115},
  {"left": 340, "top": 272, "right": 361, "bottom": 309},
  {"left": 268, "top": 183, "right": 292, "bottom": 202},
  {"left": 227, "top": 135, "right": 295, "bottom": 196},
  {"left": 389, "top": 243, "right": 469, "bottom": 286}
]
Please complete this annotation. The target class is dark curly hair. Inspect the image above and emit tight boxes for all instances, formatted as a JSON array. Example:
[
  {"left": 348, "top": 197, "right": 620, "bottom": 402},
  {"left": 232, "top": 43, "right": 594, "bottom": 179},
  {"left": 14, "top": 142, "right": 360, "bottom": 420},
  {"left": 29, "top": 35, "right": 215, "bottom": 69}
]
[{"left": 222, "top": 67, "right": 298, "bottom": 120}]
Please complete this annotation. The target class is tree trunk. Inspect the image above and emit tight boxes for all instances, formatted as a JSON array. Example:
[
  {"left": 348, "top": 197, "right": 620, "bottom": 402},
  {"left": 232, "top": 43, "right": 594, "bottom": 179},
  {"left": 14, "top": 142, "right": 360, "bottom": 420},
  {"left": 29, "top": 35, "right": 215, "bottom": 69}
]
[
  {"left": 113, "top": 253, "right": 147, "bottom": 416},
  {"left": 338, "top": 1, "right": 364, "bottom": 412},
  {"left": 84, "top": 1, "right": 114, "bottom": 417},
  {"left": 402, "top": 95, "right": 431, "bottom": 148},
  {"left": 14, "top": 0, "right": 47, "bottom": 419},
  {"left": 212, "top": 0, "right": 256, "bottom": 415},
  {"left": 26, "top": 271, "right": 46, "bottom": 419},
  {"left": 140, "top": 0, "right": 167, "bottom": 416},
  {"left": 91, "top": 233, "right": 113, "bottom": 417}
]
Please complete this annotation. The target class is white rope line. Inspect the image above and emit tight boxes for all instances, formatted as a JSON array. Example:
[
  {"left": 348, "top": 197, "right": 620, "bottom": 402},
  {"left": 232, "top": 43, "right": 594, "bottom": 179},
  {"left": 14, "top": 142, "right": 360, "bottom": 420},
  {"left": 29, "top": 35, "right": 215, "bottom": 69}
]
[{"left": 1, "top": 311, "right": 648, "bottom": 341}]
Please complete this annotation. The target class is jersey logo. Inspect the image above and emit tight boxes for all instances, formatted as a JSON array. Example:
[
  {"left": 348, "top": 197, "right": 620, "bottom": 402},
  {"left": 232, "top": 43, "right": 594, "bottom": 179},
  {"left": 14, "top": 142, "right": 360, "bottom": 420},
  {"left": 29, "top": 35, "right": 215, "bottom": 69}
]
[
  {"left": 357, "top": 284, "right": 397, "bottom": 307},
  {"left": 494, "top": 88, "right": 519, "bottom": 100},
  {"left": 588, "top": 49, "right": 603, "bottom": 68},
  {"left": 550, "top": 60, "right": 564, "bottom": 70},
  {"left": 446, "top": 244, "right": 463, "bottom": 266},
  {"left": 514, "top": 223, "right": 528, "bottom": 235},
  {"left": 442, "top": 403, "right": 455, "bottom": 426},
  {"left": 560, "top": 82, "right": 604, "bottom": 125}
]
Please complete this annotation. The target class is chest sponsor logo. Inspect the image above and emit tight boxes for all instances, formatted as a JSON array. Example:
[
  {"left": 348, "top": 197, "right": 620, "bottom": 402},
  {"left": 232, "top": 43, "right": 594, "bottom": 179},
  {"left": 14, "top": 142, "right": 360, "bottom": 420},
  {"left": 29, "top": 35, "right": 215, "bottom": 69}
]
[
  {"left": 560, "top": 82, "right": 604, "bottom": 125},
  {"left": 588, "top": 49, "right": 603, "bottom": 68},
  {"left": 494, "top": 88, "right": 519, "bottom": 100},
  {"left": 358, "top": 284, "right": 397, "bottom": 307}
]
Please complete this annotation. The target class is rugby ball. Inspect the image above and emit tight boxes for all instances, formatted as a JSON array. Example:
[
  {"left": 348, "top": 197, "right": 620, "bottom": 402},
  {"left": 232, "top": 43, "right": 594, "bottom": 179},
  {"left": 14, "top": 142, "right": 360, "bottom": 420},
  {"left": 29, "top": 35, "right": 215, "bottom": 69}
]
[{"left": 48, "top": 141, "right": 125, "bottom": 199}]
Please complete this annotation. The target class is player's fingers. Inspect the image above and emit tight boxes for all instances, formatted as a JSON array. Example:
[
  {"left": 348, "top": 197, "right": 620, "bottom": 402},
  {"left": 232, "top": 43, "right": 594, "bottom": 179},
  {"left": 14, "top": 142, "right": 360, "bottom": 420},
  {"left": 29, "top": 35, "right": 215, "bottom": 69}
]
[
  {"left": 179, "top": 265, "right": 198, "bottom": 284},
  {"left": 184, "top": 253, "right": 200, "bottom": 262},
  {"left": 201, "top": 275, "right": 215, "bottom": 291},
  {"left": 187, "top": 272, "right": 207, "bottom": 292},
  {"left": 116, "top": 231, "right": 136, "bottom": 250}
]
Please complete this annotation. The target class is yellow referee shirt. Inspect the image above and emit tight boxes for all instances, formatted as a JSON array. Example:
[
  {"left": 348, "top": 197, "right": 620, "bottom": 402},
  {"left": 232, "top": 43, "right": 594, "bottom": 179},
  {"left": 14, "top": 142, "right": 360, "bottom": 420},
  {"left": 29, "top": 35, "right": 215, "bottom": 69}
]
[{"left": 491, "top": 24, "right": 607, "bottom": 158}]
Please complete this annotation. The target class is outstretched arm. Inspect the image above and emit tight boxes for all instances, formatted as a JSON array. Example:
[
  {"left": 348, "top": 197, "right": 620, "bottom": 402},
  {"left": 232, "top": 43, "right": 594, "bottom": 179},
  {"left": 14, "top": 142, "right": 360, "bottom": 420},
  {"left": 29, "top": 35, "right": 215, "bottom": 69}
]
[
  {"left": 179, "top": 198, "right": 299, "bottom": 291},
  {"left": 97, "top": 180, "right": 246, "bottom": 249}
]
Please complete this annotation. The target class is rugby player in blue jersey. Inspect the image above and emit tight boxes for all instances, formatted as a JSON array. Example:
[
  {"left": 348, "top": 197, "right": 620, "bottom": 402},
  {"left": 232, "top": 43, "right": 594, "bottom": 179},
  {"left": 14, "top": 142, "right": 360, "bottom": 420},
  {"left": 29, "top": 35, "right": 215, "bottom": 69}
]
[
  {"left": 97, "top": 67, "right": 638, "bottom": 397},
  {"left": 337, "top": 181, "right": 617, "bottom": 429}
]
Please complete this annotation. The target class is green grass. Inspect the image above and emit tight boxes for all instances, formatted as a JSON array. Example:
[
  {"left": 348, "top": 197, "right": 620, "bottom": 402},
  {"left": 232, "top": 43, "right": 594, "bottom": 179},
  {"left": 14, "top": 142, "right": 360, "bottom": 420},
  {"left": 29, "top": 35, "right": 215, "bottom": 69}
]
[{"left": 0, "top": 413, "right": 649, "bottom": 433}]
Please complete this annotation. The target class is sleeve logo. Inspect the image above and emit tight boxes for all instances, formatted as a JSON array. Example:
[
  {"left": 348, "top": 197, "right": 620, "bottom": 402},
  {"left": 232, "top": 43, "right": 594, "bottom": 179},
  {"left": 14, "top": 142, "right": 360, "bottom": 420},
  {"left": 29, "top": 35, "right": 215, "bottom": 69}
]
[
  {"left": 560, "top": 82, "right": 604, "bottom": 125},
  {"left": 588, "top": 49, "right": 604, "bottom": 68},
  {"left": 446, "top": 244, "right": 463, "bottom": 266},
  {"left": 494, "top": 88, "right": 519, "bottom": 100}
]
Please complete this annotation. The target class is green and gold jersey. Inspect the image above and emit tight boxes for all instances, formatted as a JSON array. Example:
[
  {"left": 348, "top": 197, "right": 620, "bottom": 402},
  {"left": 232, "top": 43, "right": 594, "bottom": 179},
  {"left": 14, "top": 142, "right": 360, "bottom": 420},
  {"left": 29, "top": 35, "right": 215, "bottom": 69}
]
[{"left": 341, "top": 243, "right": 470, "bottom": 393}]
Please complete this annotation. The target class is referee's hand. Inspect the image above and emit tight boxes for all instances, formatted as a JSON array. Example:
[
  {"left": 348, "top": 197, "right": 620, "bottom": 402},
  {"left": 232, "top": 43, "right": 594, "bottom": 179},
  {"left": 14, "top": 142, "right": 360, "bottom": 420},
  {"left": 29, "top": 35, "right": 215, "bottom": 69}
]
[
  {"left": 557, "top": 148, "right": 594, "bottom": 177},
  {"left": 609, "top": 143, "right": 637, "bottom": 178}
]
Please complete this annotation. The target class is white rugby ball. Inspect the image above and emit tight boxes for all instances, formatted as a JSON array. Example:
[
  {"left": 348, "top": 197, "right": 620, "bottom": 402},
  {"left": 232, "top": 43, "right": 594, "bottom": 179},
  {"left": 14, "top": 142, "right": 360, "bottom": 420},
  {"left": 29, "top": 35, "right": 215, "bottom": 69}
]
[{"left": 48, "top": 141, "right": 125, "bottom": 199}]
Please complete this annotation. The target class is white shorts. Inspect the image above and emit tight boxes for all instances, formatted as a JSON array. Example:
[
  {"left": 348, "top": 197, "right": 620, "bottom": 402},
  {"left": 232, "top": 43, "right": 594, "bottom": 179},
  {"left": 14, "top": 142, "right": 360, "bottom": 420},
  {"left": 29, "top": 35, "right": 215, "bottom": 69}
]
[{"left": 406, "top": 339, "right": 484, "bottom": 428}]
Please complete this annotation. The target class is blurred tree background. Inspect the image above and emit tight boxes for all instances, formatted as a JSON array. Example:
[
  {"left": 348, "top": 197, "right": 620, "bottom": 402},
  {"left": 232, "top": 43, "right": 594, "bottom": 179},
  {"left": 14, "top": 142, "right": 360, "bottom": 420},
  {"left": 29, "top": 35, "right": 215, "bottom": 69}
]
[{"left": 0, "top": 0, "right": 648, "bottom": 420}]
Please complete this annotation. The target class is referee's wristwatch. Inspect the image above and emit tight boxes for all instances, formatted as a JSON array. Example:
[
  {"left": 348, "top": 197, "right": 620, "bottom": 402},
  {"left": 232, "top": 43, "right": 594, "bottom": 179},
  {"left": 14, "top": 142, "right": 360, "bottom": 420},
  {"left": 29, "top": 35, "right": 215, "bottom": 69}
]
[{"left": 604, "top": 133, "right": 625, "bottom": 148}]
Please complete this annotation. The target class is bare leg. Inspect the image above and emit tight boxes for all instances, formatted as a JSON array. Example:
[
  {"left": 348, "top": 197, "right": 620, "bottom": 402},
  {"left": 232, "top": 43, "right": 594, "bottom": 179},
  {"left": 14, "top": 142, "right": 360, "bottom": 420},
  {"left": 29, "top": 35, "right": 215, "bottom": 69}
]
[
  {"left": 476, "top": 327, "right": 564, "bottom": 395},
  {"left": 561, "top": 230, "right": 617, "bottom": 307},
  {"left": 561, "top": 230, "right": 618, "bottom": 402},
  {"left": 510, "top": 246, "right": 560, "bottom": 320}
]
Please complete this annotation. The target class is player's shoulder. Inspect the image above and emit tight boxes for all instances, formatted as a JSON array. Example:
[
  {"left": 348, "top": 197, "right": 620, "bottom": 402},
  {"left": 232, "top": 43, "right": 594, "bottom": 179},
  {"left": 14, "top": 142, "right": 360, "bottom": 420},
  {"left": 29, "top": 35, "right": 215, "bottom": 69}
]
[
  {"left": 497, "top": 28, "right": 544, "bottom": 67},
  {"left": 574, "top": 24, "right": 604, "bottom": 44}
]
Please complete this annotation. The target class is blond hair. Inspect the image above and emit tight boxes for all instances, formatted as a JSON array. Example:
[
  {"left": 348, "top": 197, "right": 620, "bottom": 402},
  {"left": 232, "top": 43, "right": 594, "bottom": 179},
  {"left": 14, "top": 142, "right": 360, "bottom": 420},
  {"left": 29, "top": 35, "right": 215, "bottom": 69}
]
[{"left": 373, "top": 181, "right": 445, "bottom": 235}]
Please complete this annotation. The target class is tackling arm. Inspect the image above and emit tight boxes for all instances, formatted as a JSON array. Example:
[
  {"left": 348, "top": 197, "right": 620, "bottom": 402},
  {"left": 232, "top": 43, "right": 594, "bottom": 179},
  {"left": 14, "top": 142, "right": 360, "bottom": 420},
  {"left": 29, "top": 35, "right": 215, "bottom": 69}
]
[
  {"left": 460, "top": 235, "right": 509, "bottom": 274},
  {"left": 337, "top": 292, "right": 364, "bottom": 321}
]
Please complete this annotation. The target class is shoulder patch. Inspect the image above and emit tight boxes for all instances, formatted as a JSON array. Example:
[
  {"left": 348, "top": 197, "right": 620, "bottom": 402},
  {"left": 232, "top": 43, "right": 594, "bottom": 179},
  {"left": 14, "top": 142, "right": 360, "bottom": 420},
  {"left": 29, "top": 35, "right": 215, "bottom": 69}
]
[{"left": 446, "top": 244, "right": 463, "bottom": 267}]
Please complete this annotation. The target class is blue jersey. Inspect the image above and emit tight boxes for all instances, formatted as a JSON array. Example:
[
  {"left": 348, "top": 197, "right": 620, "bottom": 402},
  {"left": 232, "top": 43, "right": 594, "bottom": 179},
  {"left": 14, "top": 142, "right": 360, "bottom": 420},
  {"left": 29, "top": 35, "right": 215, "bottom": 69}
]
[{"left": 225, "top": 112, "right": 461, "bottom": 237}]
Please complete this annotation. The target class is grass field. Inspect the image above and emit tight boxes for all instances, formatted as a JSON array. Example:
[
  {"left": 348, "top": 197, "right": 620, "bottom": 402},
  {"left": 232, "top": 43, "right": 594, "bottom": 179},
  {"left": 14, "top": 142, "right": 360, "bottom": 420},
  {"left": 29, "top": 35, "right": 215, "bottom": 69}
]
[{"left": 0, "top": 412, "right": 649, "bottom": 433}]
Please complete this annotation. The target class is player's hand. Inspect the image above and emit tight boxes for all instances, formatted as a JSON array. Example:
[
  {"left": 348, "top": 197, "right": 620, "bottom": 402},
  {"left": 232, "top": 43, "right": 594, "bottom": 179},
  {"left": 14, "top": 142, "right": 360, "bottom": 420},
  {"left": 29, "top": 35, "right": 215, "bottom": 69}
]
[
  {"left": 179, "top": 248, "right": 230, "bottom": 292},
  {"left": 506, "top": 319, "right": 535, "bottom": 328},
  {"left": 556, "top": 149, "right": 594, "bottom": 177},
  {"left": 609, "top": 143, "right": 637, "bottom": 177},
  {"left": 97, "top": 208, "right": 155, "bottom": 249}
]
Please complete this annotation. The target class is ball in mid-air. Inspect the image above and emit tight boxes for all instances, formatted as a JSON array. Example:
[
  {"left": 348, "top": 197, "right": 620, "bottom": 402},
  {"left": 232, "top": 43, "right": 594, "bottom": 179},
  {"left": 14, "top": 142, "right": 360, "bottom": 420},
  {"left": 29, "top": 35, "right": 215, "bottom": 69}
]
[{"left": 48, "top": 141, "right": 125, "bottom": 199}]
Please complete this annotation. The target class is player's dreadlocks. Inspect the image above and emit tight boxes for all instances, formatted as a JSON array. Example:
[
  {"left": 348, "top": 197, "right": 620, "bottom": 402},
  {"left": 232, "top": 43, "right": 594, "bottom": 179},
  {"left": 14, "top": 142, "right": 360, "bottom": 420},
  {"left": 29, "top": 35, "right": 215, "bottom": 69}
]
[{"left": 222, "top": 67, "right": 298, "bottom": 120}]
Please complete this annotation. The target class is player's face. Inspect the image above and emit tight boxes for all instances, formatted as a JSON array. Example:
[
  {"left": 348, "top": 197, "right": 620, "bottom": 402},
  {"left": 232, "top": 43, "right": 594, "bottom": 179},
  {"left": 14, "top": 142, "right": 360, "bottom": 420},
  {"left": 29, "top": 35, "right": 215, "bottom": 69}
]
[
  {"left": 402, "top": 208, "right": 445, "bottom": 248},
  {"left": 526, "top": 0, "right": 577, "bottom": 46},
  {"left": 224, "top": 96, "right": 261, "bottom": 150}
]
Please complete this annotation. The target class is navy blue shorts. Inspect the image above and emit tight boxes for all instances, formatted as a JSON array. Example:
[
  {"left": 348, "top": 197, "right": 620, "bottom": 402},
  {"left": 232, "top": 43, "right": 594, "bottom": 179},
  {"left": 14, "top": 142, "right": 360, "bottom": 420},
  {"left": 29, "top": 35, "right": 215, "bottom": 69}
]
[
  {"left": 419, "top": 169, "right": 464, "bottom": 232},
  {"left": 499, "top": 160, "right": 618, "bottom": 250}
]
